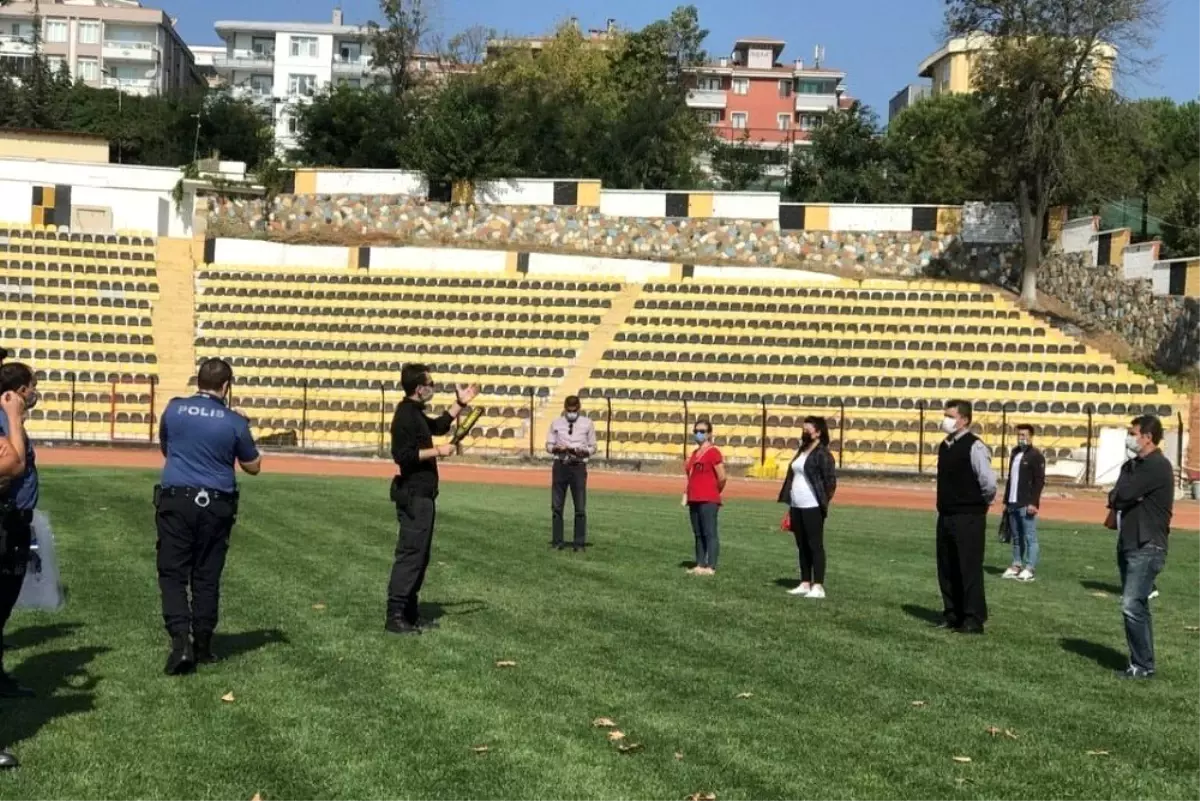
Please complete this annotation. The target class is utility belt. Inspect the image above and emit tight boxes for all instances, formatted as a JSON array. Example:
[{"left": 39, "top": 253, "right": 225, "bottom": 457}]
[
  {"left": 390, "top": 475, "right": 438, "bottom": 507},
  {"left": 555, "top": 455, "right": 588, "bottom": 467},
  {"left": 154, "top": 485, "right": 239, "bottom": 515}
]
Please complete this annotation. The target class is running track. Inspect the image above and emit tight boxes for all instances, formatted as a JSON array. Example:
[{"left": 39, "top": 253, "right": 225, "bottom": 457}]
[{"left": 37, "top": 446, "right": 1200, "bottom": 529}]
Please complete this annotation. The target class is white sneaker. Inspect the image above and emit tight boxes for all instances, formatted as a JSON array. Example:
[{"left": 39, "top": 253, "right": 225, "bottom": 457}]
[
  {"left": 1001, "top": 567, "right": 1021, "bottom": 579},
  {"left": 1149, "top": 589, "right": 1160, "bottom": 600},
  {"left": 1017, "top": 568, "right": 1036, "bottom": 582},
  {"left": 788, "top": 583, "right": 811, "bottom": 596},
  {"left": 806, "top": 586, "right": 826, "bottom": 599}
]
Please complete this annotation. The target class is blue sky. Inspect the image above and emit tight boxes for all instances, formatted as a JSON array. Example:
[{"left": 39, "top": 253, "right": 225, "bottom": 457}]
[{"left": 173, "top": 0, "right": 1200, "bottom": 114}]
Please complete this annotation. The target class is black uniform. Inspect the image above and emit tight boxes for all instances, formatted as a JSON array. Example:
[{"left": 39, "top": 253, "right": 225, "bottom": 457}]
[
  {"left": 935, "top": 430, "right": 996, "bottom": 632},
  {"left": 0, "top": 404, "right": 36, "bottom": 695},
  {"left": 156, "top": 393, "right": 259, "bottom": 664},
  {"left": 387, "top": 398, "right": 453, "bottom": 627}
]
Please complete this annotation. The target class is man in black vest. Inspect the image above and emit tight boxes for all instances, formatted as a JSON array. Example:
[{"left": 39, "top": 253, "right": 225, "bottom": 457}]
[{"left": 935, "top": 399, "right": 997, "bottom": 634}]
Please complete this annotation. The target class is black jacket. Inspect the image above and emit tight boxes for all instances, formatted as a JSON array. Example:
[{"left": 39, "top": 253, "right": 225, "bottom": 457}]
[
  {"left": 1003, "top": 446, "right": 1046, "bottom": 507},
  {"left": 1109, "top": 449, "right": 1174, "bottom": 553},
  {"left": 777, "top": 444, "right": 837, "bottom": 516},
  {"left": 390, "top": 398, "right": 453, "bottom": 498}
]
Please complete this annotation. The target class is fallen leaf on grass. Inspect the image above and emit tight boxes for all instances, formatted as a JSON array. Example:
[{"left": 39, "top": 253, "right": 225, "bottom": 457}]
[
  {"left": 1183, "top": 626, "right": 1199, "bottom": 633},
  {"left": 607, "top": 730, "right": 626, "bottom": 742},
  {"left": 1004, "top": 729, "right": 1019, "bottom": 740},
  {"left": 494, "top": 660, "right": 517, "bottom": 668},
  {"left": 616, "top": 742, "right": 643, "bottom": 754},
  {"left": 471, "top": 745, "right": 490, "bottom": 755},
  {"left": 985, "top": 726, "right": 1002, "bottom": 737},
  {"left": 1085, "top": 565, "right": 1095, "bottom": 570},
  {"left": 250, "top": 794, "right": 263, "bottom": 801},
  {"left": 735, "top": 692, "right": 754, "bottom": 699},
  {"left": 221, "top": 692, "right": 235, "bottom": 703},
  {"left": 674, "top": 751, "right": 684, "bottom": 761},
  {"left": 312, "top": 603, "right": 326, "bottom": 610},
  {"left": 1090, "top": 592, "right": 1110, "bottom": 598},
  {"left": 955, "top": 778, "right": 973, "bottom": 787},
  {"left": 952, "top": 756, "right": 972, "bottom": 764},
  {"left": 592, "top": 717, "right": 617, "bottom": 728},
  {"left": 1086, "top": 750, "right": 1110, "bottom": 756},
  {"left": 686, "top": 793, "right": 716, "bottom": 801},
  {"left": 910, "top": 700, "right": 927, "bottom": 707}
]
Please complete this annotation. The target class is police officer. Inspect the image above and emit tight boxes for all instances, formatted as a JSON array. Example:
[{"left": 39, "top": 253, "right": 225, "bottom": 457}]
[
  {"left": 0, "top": 362, "right": 39, "bottom": 702},
  {"left": 156, "top": 358, "right": 262, "bottom": 675}
]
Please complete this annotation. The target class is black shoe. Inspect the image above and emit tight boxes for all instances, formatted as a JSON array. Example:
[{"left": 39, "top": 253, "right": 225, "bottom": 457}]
[
  {"left": 384, "top": 618, "right": 422, "bottom": 636},
  {"left": 193, "top": 634, "right": 220, "bottom": 664},
  {"left": 572, "top": 545, "right": 585, "bottom": 553},
  {"left": 931, "top": 620, "right": 961, "bottom": 631},
  {"left": 954, "top": 624, "right": 985, "bottom": 636},
  {"left": 0, "top": 672, "right": 34, "bottom": 698},
  {"left": 1115, "top": 666, "right": 1155, "bottom": 680},
  {"left": 164, "top": 635, "right": 195, "bottom": 676},
  {"left": 416, "top": 618, "right": 440, "bottom": 631},
  {"left": 0, "top": 749, "right": 17, "bottom": 770}
]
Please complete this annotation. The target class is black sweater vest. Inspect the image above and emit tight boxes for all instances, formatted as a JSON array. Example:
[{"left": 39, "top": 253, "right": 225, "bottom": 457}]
[{"left": 937, "top": 431, "right": 987, "bottom": 514}]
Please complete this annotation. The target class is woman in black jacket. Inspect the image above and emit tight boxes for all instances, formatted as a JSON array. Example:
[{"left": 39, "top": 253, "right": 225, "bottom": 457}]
[{"left": 777, "top": 416, "right": 838, "bottom": 599}]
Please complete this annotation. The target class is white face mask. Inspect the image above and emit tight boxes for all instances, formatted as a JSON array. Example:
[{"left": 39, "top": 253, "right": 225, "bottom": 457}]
[
  {"left": 940, "top": 416, "right": 958, "bottom": 435},
  {"left": 1125, "top": 434, "right": 1141, "bottom": 456}
]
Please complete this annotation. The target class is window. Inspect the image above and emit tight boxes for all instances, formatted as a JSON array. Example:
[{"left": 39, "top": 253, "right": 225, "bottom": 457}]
[
  {"left": 250, "top": 74, "right": 273, "bottom": 96},
  {"left": 777, "top": 113, "right": 790, "bottom": 130},
  {"left": 46, "top": 55, "right": 67, "bottom": 75},
  {"left": 285, "top": 116, "right": 299, "bottom": 135},
  {"left": 799, "top": 114, "right": 823, "bottom": 131},
  {"left": 289, "top": 36, "right": 318, "bottom": 58},
  {"left": 731, "top": 112, "right": 747, "bottom": 129},
  {"left": 78, "top": 21, "right": 100, "bottom": 45},
  {"left": 338, "top": 42, "right": 361, "bottom": 63},
  {"left": 418, "top": 58, "right": 428, "bottom": 71},
  {"left": 44, "top": 19, "right": 68, "bottom": 43},
  {"left": 698, "top": 76, "right": 721, "bottom": 91},
  {"left": 732, "top": 78, "right": 749, "bottom": 95},
  {"left": 251, "top": 37, "right": 274, "bottom": 57},
  {"left": 287, "top": 73, "right": 317, "bottom": 96},
  {"left": 336, "top": 77, "right": 361, "bottom": 88},
  {"left": 697, "top": 109, "right": 720, "bottom": 125},
  {"left": 777, "top": 79, "right": 792, "bottom": 97},
  {"left": 797, "top": 78, "right": 837, "bottom": 95},
  {"left": 76, "top": 56, "right": 99, "bottom": 82}
]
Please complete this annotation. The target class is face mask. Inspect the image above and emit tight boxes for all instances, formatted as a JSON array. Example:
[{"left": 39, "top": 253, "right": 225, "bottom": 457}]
[
  {"left": 416, "top": 385, "right": 435, "bottom": 404},
  {"left": 1017, "top": 437, "right": 1029, "bottom": 449},
  {"left": 694, "top": 432, "right": 707, "bottom": 444},
  {"left": 1125, "top": 434, "right": 1141, "bottom": 456},
  {"left": 21, "top": 389, "right": 37, "bottom": 411},
  {"left": 566, "top": 411, "right": 579, "bottom": 422},
  {"left": 941, "top": 416, "right": 958, "bottom": 435},
  {"left": 801, "top": 432, "right": 814, "bottom": 446}
]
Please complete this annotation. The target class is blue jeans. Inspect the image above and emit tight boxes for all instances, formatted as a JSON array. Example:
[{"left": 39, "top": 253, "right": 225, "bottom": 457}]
[
  {"left": 1118, "top": 545, "right": 1166, "bottom": 673},
  {"left": 1006, "top": 504, "right": 1039, "bottom": 569},
  {"left": 688, "top": 502, "right": 719, "bottom": 569}
]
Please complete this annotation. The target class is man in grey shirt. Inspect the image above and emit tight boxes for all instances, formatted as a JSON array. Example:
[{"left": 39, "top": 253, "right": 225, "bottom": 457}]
[
  {"left": 934, "top": 399, "right": 997, "bottom": 634},
  {"left": 545, "top": 396, "right": 597, "bottom": 552}
]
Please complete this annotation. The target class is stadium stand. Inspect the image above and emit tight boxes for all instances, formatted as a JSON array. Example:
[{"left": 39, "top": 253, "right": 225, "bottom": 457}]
[{"left": 0, "top": 223, "right": 160, "bottom": 441}]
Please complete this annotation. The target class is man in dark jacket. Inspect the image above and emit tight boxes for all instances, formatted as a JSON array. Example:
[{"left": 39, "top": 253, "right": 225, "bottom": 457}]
[
  {"left": 934, "top": 400, "right": 996, "bottom": 634},
  {"left": 1108, "top": 414, "right": 1174, "bottom": 679},
  {"left": 1001, "top": 424, "right": 1046, "bottom": 582}
]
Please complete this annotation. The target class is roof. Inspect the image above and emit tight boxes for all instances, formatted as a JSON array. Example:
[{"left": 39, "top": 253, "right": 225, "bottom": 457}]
[
  {"left": 214, "top": 20, "right": 367, "bottom": 38},
  {"left": 0, "top": 128, "right": 108, "bottom": 143},
  {"left": 734, "top": 37, "right": 786, "bottom": 45},
  {"left": 917, "top": 33, "right": 1117, "bottom": 77}
]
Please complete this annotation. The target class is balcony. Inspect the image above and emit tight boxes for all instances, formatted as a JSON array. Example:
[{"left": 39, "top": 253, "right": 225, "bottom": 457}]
[
  {"left": 794, "top": 93, "right": 838, "bottom": 112},
  {"left": 332, "top": 57, "right": 371, "bottom": 75},
  {"left": 103, "top": 40, "right": 156, "bottom": 62},
  {"left": 686, "top": 88, "right": 727, "bottom": 109},
  {"left": 213, "top": 50, "right": 275, "bottom": 72},
  {"left": 102, "top": 76, "right": 155, "bottom": 96},
  {"left": 0, "top": 34, "right": 35, "bottom": 57}
]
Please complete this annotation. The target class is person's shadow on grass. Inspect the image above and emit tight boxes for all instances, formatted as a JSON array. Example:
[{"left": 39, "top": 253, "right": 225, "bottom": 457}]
[
  {"left": 3, "top": 645, "right": 109, "bottom": 751},
  {"left": 900, "top": 604, "right": 944, "bottom": 625},
  {"left": 419, "top": 600, "right": 486, "bottom": 623},
  {"left": 1080, "top": 580, "right": 1122, "bottom": 595},
  {"left": 212, "top": 629, "right": 289, "bottom": 660},
  {"left": 1060, "top": 638, "right": 1127, "bottom": 671},
  {"left": 3, "top": 621, "right": 84, "bottom": 653}
]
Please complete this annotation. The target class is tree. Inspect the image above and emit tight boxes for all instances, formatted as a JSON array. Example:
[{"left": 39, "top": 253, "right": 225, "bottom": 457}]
[
  {"left": 436, "top": 24, "right": 493, "bottom": 66},
  {"left": 1125, "top": 98, "right": 1200, "bottom": 238},
  {"left": 946, "top": 0, "right": 1163, "bottom": 305},
  {"left": 368, "top": 0, "right": 431, "bottom": 97},
  {"left": 710, "top": 131, "right": 766, "bottom": 191},
  {"left": 1154, "top": 168, "right": 1199, "bottom": 257},
  {"left": 886, "top": 93, "right": 990, "bottom": 204},
  {"left": 290, "top": 85, "right": 411, "bottom": 168},
  {"left": 402, "top": 76, "right": 518, "bottom": 189},
  {"left": 787, "top": 101, "right": 893, "bottom": 203}
]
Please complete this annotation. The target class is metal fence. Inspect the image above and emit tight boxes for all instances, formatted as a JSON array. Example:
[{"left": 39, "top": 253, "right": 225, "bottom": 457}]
[{"left": 28, "top": 376, "right": 1188, "bottom": 484}]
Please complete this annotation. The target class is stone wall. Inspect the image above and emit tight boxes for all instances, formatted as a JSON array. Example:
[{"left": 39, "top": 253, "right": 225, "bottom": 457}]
[{"left": 206, "top": 195, "right": 958, "bottom": 277}]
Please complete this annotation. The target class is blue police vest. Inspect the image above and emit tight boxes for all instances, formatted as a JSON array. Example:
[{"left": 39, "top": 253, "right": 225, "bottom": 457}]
[{"left": 159, "top": 393, "right": 259, "bottom": 494}]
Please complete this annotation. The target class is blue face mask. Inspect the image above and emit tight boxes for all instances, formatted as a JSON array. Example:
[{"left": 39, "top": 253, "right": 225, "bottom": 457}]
[{"left": 694, "top": 431, "right": 707, "bottom": 444}]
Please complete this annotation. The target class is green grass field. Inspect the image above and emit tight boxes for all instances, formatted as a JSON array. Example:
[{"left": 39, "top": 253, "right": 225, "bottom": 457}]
[{"left": 2, "top": 467, "right": 1198, "bottom": 800}]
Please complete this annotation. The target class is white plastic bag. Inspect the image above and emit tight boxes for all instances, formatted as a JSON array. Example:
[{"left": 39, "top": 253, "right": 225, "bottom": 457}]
[{"left": 16, "top": 510, "right": 65, "bottom": 611}]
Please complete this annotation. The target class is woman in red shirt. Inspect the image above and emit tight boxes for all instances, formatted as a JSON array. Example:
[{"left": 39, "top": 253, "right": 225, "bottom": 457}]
[{"left": 684, "top": 418, "right": 726, "bottom": 575}]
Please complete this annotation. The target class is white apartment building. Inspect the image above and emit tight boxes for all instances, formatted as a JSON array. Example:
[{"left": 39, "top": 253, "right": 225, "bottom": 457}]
[{"left": 0, "top": 0, "right": 203, "bottom": 96}]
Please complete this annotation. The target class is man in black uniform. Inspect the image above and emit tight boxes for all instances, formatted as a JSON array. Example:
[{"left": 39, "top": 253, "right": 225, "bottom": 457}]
[
  {"left": 385, "top": 363, "right": 478, "bottom": 635},
  {"left": 156, "top": 358, "right": 262, "bottom": 674}
]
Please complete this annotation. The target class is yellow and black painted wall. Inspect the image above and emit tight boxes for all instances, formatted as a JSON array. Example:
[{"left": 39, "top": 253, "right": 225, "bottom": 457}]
[{"left": 30, "top": 184, "right": 72, "bottom": 227}]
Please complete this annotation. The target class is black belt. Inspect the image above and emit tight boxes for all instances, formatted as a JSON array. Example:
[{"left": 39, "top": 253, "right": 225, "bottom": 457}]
[{"left": 156, "top": 485, "right": 238, "bottom": 508}]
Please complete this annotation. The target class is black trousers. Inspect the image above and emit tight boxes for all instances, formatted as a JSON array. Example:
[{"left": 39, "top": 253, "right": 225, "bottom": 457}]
[
  {"left": 155, "top": 491, "right": 236, "bottom": 638},
  {"left": 551, "top": 461, "right": 588, "bottom": 547},
  {"left": 936, "top": 512, "right": 988, "bottom": 628},
  {"left": 0, "top": 508, "right": 32, "bottom": 672},
  {"left": 387, "top": 495, "right": 437, "bottom": 624},
  {"left": 790, "top": 507, "right": 826, "bottom": 584}
]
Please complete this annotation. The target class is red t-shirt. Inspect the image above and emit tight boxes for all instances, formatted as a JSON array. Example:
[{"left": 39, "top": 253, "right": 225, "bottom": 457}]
[{"left": 686, "top": 446, "right": 724, "bottom": 504}]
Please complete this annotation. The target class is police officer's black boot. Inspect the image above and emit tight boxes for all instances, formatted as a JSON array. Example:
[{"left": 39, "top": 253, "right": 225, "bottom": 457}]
[
  {"left": 193, "top": 633, "right": 220, "bottom": 665},
  {"left": 0, "top": 748, "right": 17, "bottom": 770},
  {"left": 164, "top": 634, "right": 195, "bottom": 676}
]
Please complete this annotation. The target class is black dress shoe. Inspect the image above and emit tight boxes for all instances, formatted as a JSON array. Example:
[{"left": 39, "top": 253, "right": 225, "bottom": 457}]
[
  {"left": 164, "top": 635, "right": 195, "bottom": 676},
  {"left": 384, "top": 618, "right": 422, "bottom": 636},
  {"left": 0, "top": 673, "right": 34, "bottom": 698},
  {"left": 931, "top": 620, "right": 961, "bottom": 630},
  {"left": 0, "top": 749, "right": 17, "bottom": 770},
  {"left": 193, "top": 634, "right": 220, "bottom": 664}
]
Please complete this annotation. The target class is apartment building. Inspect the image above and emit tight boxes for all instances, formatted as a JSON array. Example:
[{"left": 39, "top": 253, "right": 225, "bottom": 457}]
[
  {"left": 188, "top": 43, "right": 226, "bottom": 88},
  {"left": 685, "top": 38, "right": 848, "bottom": 151},
  {"left": 0, "top": 0, "right": 203, "bottom": 96},
  {"left": 888, "top": 82, "right": 930, "bottom": 122},
  {"left": 918, "top": 33, "right": 1116, "bottom": 96},
  {"left": 486, "top": 18, "right": 618, "bottom": 60},
  {"left": 212, "top": 9, "right": 457, "bottom": 153}
]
